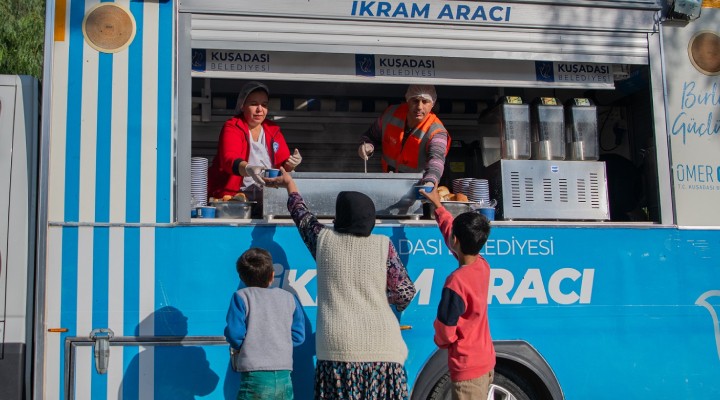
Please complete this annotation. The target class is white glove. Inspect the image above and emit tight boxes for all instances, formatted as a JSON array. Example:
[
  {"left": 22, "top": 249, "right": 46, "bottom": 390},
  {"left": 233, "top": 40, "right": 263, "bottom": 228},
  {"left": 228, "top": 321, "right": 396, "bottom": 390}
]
[
  {"left": 358, "top": 143, "right": 374, "bottom": 160},
  {"left": 245, "top": 165, "right": 266, "bottom": 186},
  {"left": 287, "top": 149, "right": 302, "bottom": 168}
]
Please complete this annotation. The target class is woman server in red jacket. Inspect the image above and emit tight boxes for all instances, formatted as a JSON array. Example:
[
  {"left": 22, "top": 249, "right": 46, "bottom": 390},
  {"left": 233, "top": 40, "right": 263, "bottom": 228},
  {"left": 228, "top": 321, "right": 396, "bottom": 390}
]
[{"left": 208, "top": 81, "right": 302, "bottom": 210}]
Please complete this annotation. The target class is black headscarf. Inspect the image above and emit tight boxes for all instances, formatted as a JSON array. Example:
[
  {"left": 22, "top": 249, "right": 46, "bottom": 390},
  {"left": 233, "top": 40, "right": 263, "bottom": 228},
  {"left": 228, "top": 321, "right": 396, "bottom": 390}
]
[{"left": 333, "top": 191, "right": 376, "bottom": 237}]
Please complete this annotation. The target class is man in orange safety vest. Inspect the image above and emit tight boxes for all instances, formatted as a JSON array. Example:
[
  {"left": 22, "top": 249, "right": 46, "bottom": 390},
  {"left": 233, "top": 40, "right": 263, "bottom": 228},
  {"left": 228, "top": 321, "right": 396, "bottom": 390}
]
[{"left": 358, "top": 85, "right": 451, "bottom": 188}]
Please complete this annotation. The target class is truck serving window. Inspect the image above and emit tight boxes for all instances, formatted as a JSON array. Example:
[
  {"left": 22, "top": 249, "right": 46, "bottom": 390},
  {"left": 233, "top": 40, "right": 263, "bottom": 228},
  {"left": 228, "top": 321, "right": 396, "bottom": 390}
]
[{"left": 187, "top": 70, "right": 663, "bottom": 225}]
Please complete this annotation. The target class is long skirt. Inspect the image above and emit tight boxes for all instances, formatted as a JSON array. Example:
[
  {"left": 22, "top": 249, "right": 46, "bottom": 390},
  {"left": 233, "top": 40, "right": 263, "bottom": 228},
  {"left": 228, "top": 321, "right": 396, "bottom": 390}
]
[{"left": 314, "top": 360, "right": 409, "bottom": 400}]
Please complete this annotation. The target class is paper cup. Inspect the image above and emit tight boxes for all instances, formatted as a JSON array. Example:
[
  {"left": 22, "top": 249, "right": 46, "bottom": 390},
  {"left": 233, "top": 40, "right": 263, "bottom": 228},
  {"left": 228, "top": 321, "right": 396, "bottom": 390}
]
[
  {"left": 264, "top": 168, "right": 280, "bottom": 178},
  {"left": 413, "top": 185, "right": 431, "bottom": 199},
  {"left": 197, "top": 206, "right": 216, "bottom": 218},
  {"left": 478, "top": 207, "right": 495, "bottom": 221}
]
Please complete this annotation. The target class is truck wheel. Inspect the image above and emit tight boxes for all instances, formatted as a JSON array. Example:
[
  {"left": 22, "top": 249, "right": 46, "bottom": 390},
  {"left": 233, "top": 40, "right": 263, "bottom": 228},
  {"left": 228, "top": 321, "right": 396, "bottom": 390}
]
[
  {"left": 426, "top": 370, "right": 535, "bottom": 400},
  {"left": 490, "top": 371, "right": 531, "bottom": 400},
  {"left": 427, "top": 372, "right": 451, "bottom": 400}
]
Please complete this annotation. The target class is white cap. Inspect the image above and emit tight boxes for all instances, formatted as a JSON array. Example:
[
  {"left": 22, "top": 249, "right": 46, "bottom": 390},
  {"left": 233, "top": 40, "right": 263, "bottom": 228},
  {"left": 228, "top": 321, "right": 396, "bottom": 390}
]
[
  {"left": 234, "top": 81, "right": 269, "bottom": 114},
  {"left": 405, "top": 84, "right": 437, "bottom": 103}
]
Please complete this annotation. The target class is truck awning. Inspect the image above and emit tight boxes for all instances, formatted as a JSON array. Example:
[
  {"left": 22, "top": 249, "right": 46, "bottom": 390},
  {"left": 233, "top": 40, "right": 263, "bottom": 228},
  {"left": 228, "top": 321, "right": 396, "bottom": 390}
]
[{"left": 189, "top": 13, "right": 653, "bottom": 65}]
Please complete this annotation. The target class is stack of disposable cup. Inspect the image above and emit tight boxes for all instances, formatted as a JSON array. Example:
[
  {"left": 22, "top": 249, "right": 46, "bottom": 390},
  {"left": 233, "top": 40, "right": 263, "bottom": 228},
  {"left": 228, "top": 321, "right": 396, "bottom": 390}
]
[
  {"left": 468, "top": 179, "right": 491, "bottom": 206},
  {"left": 191, "top": 157, "right": 209, "bottom": 207}
]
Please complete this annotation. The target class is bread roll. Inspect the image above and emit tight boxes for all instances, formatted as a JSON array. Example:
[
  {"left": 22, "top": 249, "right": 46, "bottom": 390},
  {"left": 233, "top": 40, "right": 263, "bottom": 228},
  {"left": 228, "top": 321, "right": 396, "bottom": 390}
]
[
  {"left": 455, "top": 193, "right": 469, "bottom": 202},
  {"left": 231, "top": 192, "right": 248, "bottom": 202},
  {"left": 437, "top": 186, "right": 450, "bottom": 200}
]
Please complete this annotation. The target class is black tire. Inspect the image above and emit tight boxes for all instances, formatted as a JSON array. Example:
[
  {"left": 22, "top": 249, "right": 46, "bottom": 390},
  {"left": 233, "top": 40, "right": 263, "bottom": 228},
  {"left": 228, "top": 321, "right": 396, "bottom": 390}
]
[
  {"left": 491, "top": 371, "right": 532, "bottom": 400},
  {"left": 427, "top": 372, "right": 451, "bottom": 400},
  {"left": 426, "top": 369, "right": 537, "bottom": 400}
]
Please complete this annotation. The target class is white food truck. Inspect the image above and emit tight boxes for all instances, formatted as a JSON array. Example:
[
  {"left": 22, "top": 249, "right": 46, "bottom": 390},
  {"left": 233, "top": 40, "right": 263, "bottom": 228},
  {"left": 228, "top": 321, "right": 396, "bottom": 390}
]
[{"left": 1, "top": 0, "right": 720, "bottom": 398}]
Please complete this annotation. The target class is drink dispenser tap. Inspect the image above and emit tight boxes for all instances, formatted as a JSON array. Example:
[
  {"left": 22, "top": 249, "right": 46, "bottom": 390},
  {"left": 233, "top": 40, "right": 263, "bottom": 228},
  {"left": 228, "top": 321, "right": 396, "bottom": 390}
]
[
  {"left": 565, "top": 98, "right": 599, "bottom": 161},
  {"left": 531, "top": 97, "right": 565, "bottom": 160}
]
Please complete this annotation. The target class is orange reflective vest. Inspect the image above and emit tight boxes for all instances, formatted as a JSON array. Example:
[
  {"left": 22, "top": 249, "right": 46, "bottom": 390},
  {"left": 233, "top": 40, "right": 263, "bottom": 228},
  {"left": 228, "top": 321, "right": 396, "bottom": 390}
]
[{"left": 380, "top": 103, "right": 449, "bottom": 173}]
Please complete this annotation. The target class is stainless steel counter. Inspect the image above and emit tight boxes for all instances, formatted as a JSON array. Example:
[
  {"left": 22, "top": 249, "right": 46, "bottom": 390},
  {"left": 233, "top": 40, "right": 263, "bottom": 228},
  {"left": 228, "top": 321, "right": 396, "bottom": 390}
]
[{"left": 262, "top": 172, "right": 424, "bottom": 219}]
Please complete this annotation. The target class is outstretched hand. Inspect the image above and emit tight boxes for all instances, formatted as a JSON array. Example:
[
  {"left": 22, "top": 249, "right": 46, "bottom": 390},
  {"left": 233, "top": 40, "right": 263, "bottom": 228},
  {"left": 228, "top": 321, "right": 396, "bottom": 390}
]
[
  {"left": 264, "top": 168, "right": 298, "bottom": 194},
  {"left": 420, "top": 184, "right": 443, "bottom": 209},
  {"left": 245, "top": 165, "right": 266, "bottom": 186}
]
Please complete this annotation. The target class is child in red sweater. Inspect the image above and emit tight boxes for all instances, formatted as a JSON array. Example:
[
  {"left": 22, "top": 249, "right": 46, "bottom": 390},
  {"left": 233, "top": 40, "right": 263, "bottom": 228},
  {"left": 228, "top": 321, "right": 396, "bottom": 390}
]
[{"left": 421, "top": 187, "right": 496, "bottom": 400}]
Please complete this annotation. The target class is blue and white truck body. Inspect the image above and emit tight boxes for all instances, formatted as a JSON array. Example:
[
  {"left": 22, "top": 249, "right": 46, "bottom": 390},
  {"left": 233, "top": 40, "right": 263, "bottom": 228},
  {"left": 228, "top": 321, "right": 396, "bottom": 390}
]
[{"left": 1, "top": 0, "right": 720, "bottom": 399}]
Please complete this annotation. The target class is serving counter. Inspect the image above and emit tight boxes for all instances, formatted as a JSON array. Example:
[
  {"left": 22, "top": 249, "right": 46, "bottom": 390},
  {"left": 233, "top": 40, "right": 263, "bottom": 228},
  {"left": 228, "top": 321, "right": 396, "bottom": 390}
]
[{"left": 262, "top": 172, "right": 425, "bottom": 220}]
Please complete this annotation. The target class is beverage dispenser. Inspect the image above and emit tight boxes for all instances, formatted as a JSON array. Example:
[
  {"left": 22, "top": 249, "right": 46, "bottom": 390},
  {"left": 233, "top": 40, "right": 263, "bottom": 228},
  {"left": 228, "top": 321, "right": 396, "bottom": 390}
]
[
  {"left": 485, "top": 97, "right": 609, "bottom": 221},
  {"left": 565, "top": 98, "right": 599, "bottom": 161},
  {"left": 531, "top": 97, "right": 565, "bottom": 160},
  {"left": 479, "top": 96, "right": 531, "bottom": 161}
]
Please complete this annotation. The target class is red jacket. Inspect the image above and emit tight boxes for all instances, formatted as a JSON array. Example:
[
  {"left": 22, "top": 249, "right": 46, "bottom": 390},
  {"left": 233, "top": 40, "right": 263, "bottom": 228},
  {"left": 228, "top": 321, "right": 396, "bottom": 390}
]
[
  {"left": 433, "top": 207, "right": 496, "bottom": 382},
  {"left": 208, "top": 116, "right": 290, "bottom": 198}
]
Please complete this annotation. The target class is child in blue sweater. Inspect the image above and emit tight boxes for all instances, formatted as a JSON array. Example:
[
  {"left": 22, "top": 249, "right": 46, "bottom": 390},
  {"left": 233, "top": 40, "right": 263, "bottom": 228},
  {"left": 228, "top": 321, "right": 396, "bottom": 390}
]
[{"left": 224, "top": 248, "right": 305, "bottom": 399}]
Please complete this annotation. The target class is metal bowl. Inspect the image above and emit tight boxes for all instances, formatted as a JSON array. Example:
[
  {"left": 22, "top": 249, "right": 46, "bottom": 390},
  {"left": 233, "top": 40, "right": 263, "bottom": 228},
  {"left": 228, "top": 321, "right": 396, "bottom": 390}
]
[
  {"left": 209, "top": 201, "right": 255, "bottom": 219},
  {"left": 427, "top": 201, "right": 476, "bottom": 218}
]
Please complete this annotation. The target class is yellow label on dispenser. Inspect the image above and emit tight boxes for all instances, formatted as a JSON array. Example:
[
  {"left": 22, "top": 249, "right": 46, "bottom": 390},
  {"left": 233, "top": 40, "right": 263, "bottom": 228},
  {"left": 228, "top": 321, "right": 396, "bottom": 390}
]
[
  {"left": 541, "top": 97, "right": 558, "bottom": 105},
  {"left": 506, "top": 96, "right": 523, "bottom": 104},
  {"left": 574, "top": 98, "right": 591, "bottom": 106}
]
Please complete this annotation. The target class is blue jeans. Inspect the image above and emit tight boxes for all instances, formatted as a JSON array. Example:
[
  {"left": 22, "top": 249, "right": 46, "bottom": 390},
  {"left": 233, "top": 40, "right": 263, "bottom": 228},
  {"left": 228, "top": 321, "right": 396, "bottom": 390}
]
[{"left": 237, "top": 370, "right": 293, "bottom": 400}]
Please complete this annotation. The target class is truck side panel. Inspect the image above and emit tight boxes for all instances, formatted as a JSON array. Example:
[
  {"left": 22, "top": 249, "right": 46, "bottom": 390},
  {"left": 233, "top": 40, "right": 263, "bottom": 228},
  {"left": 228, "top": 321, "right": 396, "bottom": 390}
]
[
  {"left": 44, "top": 0, "right": 174, "bottom": 398},
  {"left": 46, "top": 224, "right": 720, "bottom": 399}
]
